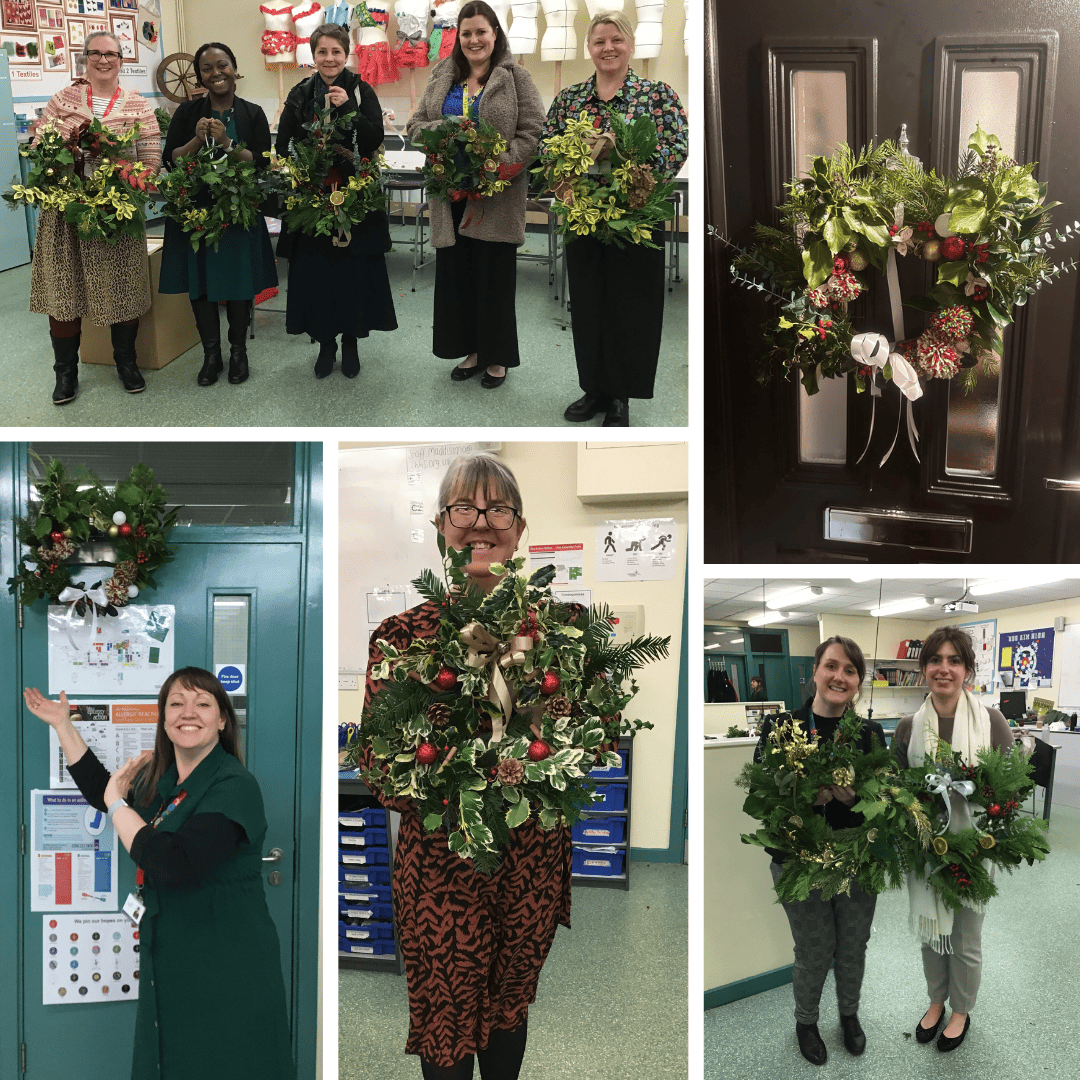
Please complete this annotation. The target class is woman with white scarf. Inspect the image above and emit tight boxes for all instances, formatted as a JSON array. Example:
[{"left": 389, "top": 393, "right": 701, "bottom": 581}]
[{"left": 891, "top": 625, "right": 1014, "bottom": 1052}]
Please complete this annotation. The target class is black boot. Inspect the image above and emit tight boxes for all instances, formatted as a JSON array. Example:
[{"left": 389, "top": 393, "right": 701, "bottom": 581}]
[
  {"left": 190, "top": 300, "right": 223, "bottom": 386},
  {"left": 314, "top": 338, "right": 337, "bottom": 378},
  {"left": 225, "top": 300, "right": 250, "bottom": 384},
  {"left": 50, "top": 333, "right": 80, "bottom": 405},
  {"left": 795, "top": 1022, "right": 827, "bottom": 1066},
  {"left": 340, "top": 334, "right": 360, "bottom": 378},
  {"left": 110, "top": 322, "right": 145, "bottom": 393},
  {"left": 602, "top": 398, "right": 629, "bottom": 427}
]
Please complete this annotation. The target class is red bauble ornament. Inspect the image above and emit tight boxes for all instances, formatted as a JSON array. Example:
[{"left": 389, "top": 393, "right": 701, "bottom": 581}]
[
  {"left": 832, "top": 254, "right": 849, "bottom": 273},
  {"left": 49, "top": 530, "right": 64, "bottom": 542},
  {"left": 940, "top": 236, "right": 967, "bottom": 261},
  {"left": 539, "top": 671, "right": 560, "bottom": 696},
  {"left": 415, "top": 742, "right": 438, "bottom": 765},
  {"left": 119, "top": 523, "right": 133, "bottom": 537},
  {"left": 527, "top": 740, "right": 551, "bottom": 762},
  {"left": 988, "top": 803, "right": 1001, "bottom": 817},
  {"left": 433, "top": 667, "right": 458, "bottom": 691}
]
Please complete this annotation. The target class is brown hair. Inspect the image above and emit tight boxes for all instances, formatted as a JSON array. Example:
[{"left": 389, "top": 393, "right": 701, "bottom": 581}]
[
  {"left": 919, "top": 626, "right": 976, "bottom": 680},
  {"left": 436, "top": 454, "right": 524, "bottom": 521},
  {"left": 136, "top": 667, "right": 243, "bottom": 805},
  {"left": 310, "top": 23, "right": 352, "bottom": 56},
  {"left": 813, "top": 635, "right": 867, "bottom": 684},
  {"left": 450, "top": 2, "right": 511, "bottom": 87}
]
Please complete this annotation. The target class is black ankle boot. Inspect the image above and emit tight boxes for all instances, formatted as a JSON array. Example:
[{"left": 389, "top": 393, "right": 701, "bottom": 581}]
[
  {"left": 225, "top": 300, "right": 250, "bottom": 384},
  {"left": 795, "top": 1022, "right": 827, "bottom": 1066},
  {"left": 840, "top": 1013, "right": 865, "bottom": 1055},
  {"left": 50, "top": 334, "right": 80, "bottom": 405},
  {"left": 314, "top": 338, "right": 336, "bottom": 378},
  {"left": 340, "top": 334, "right": 360, "bottom": 378},
  {"left": 190, "top": 300, "right": 223, "bottom": 386},
  {"left": 110, "top": 322, "right": 145, "bottom": 393}
]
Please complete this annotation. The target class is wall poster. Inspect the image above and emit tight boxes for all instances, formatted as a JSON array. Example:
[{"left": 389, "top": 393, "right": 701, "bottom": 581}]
[{"left": 998, "top": 627, "right": 1055, "bottom": 688}]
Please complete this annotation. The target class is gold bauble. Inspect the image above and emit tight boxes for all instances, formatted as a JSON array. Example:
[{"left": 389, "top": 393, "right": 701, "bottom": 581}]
[{"left": 108, "top": 524, "right": 120, "bottom": 537}]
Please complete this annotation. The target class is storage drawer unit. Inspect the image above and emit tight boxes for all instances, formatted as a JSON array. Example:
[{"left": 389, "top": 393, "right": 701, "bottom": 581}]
[{"left": 572, "top": 737, "right": 635, "bottom": 891}]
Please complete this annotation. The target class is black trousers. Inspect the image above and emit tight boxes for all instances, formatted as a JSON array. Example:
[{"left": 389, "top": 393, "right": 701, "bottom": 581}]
[
  {"left": 564, "top": 232, "right": 666, "bottom": 399},
  {"left": 432, "top": 199, "right": 520, "bottom": 368}
]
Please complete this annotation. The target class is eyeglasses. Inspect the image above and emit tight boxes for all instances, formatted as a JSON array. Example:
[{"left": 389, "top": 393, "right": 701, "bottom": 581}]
[
  {"left": 443, "top": 504, "right": 519, "bottom": 530},
  {"left": 86, "top": 50, "right": 122, "bottom": 61}
]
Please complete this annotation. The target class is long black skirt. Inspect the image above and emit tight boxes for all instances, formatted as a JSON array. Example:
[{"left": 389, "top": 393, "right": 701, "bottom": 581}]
[
  {"left": 432, "top": 199, "right": 520, "bottom": 368},
  {"left": 564, "top": 232, "right": 666, "bottom": 399},
  {"left": 283, "top": 213, "right": 397, "bottom": 343}
]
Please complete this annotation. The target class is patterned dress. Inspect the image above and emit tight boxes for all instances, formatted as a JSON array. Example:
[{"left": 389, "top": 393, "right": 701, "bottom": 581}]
[{"left": 361, "top": 602, "right": 572, "bottom": 1068}]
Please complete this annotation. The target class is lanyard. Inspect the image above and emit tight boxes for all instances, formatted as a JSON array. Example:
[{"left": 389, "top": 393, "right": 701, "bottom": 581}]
[
  {"left": 135, "top": 789, "right": 187, "bottom": 890},
  {"left": 87, "top": 84, "right": 121, "bottom": 118},
  {"left": 462, "top": 81, "right": 482, "bottom": 118}
]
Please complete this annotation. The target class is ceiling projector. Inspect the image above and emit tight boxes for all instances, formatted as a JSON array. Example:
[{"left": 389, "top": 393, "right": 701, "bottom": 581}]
[{"left": 942, "top": 599, "right": 979, "bottom": 613}]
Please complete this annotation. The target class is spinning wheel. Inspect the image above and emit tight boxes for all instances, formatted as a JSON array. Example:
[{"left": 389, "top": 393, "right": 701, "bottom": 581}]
[{"left": 156, "top": 53, "right": 206, "bottom": 102}]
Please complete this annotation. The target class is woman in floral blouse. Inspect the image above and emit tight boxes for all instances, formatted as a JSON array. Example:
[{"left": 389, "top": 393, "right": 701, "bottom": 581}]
[{"left": 540, "top": 10, "right": 687, "bottom": 427}]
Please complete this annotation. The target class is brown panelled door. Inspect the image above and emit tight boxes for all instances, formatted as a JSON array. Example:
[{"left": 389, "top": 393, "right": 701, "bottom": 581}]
[{"left": 707, "top": 2, "right": 1080, "bottom": 562}]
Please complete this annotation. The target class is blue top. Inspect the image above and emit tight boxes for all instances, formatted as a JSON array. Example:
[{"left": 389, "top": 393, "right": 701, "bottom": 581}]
[{"left": 442, "top": 81, "right": 483, "bottom": 120}]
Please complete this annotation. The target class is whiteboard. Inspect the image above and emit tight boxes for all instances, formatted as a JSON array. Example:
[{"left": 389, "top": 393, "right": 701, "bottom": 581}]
[
  {"left": 1056, "top": 623, "right": 1080, "bottom": 709},
  {"left": 338, "top": 442, "right": 499, "bottom": 673}
]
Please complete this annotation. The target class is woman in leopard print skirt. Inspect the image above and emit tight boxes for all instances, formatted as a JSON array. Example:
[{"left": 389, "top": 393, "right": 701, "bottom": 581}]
[
  {"left": 359, "top": 454, "right": 571, "bottom": 1080},
  {"left": 30, "top": 31, "right": 161, "bottom": 406}
]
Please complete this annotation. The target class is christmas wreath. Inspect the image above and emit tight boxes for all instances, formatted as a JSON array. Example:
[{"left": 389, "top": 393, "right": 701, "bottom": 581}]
[
  {"left": 711, "top": 126, "right": 1076, "bottom": 408},
  {"left": 535, "top": 108, "right": 676, "bottom": 249},
  {"left": 343, "top": 539, "right": 670, "bottom": 872},
  {"left": 269, "top": 103, "right": 385, "bottom": 245},
  {"left": 156, "top": 141, "right": 265, "bottom": 252},
  {"left": 6, "top": 458, "right": 179, "bottom": 614},
  {"left": 897, "top": 740, "right": 1050, "bottom": 913},
  {"left": 4, "top": 118, "right": 155, "bottom": 244},
  {"left": 413, "top": 115, "right": 524, "bottom": 204},
  {"left": 737, "top": 709, "right": 917, "bottom": 902}
]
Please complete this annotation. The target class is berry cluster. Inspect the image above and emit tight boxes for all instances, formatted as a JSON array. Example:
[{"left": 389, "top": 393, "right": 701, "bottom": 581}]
[{"left": 944, "top": 861, "right": 974, "bottom": 890}]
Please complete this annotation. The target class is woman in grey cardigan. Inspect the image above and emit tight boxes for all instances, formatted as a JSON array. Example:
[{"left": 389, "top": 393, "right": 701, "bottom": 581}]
[{"left": 407, "top": 1, "right": 544, "bottom": 388}]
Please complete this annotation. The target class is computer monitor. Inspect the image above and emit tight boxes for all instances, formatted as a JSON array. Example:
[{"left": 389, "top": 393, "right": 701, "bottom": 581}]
[{"left": 999, "top": 690, "right": 1027, "bottom": 720}]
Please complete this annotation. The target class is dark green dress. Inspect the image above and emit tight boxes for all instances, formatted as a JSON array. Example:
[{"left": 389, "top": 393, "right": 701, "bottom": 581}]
[{"left": 131, "top": 745, "right": 294, "bottom": 1080}]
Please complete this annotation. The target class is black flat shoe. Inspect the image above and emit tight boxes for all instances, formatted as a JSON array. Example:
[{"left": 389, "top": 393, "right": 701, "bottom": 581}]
[
  {"left": 450, "top": 362, "right": 483, "bottom": 381},
  {"left": 602, "top": 398, "right": 629, "bottom": 426},
  {"left": 480, "top": 371, "right": 506, "bottom": 389},
  {"left": 915, "top": 1009, "right": 944, "bottom": 1043},
  {"left": 839, "top": 1014, "right": 865, "bottom": 1056},
  {"left": 564, "top": 393, "right": 610, "bottom": 422},
  {"left": 937, "top": 1015, "right": 970, "bottom": 1052},
  {"left": 795, "top": 1022, "right": 827, "bottom": 1066}
]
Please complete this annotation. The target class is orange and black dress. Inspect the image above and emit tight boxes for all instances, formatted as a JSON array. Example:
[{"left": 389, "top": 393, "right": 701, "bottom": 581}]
[{"left": 360, "top": 601, "right": 572, "bottom": 1068}]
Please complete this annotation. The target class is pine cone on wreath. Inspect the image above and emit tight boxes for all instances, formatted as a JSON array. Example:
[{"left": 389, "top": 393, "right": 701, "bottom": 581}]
[
  {"left": 427, "top": 702, "right": 452, "bottom": 728},
  {"left": 496, "top": 759, "right": 525, "bottom": 786},
  {"left": 546, "top": 695, "right": 573, "bottom": 720}
]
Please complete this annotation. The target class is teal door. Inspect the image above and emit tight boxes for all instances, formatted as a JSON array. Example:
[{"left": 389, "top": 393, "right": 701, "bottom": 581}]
[{"left": 1, "top": 446, "right": 321, "bottom": 1080}]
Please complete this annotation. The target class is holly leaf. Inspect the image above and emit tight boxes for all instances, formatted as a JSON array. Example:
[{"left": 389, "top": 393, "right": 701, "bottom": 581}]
[
  {"left": 935, "top": 260, "right": 969, "bottom": 286},
  {"left": 33, "top": 516, "right": 52, "bottom": 538},
  {"left": 948, "top": 204, "right": 988, "bottom": 235},
  {"left": 505, "top": 798, "right": 530, "bottom": 829},
  {"left": 422, "top": 813, "right": 444, "bottom": 831}
]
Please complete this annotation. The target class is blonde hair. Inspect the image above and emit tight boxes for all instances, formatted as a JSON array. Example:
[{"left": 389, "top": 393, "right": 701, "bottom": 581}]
[{"left": 587, "top": 10, "right": 635, "bottom": 46}]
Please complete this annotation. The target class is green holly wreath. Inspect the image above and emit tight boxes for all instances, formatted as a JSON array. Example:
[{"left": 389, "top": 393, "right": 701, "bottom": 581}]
[
  {"left": 6, "top": 458, "right": 179, "bottom": 614},
  {"left": 710, "top": 125, "right": 1077, "bottom": 397},
  {"left": 344, "top": 539, "right": 670, "bottom": 872}
]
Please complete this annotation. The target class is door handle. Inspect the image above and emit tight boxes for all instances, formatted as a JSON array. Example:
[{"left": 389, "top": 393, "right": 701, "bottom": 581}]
[
  {"left": 1045, "top": 478, "right": 1080, "bottom": 491},
  {"left": 262, "top": 847, "right": 284, "bottom": 863}
]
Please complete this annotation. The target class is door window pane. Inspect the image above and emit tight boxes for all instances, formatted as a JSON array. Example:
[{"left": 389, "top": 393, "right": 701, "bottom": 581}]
[
  {"left": 213, "top": 595, "right": 250, "bottom": 754},
  {"left": 799, "top": 373, "right": 848, "bottom": 464},
  {"left": 791, "top": 70, "right": 849, "bottom": 176},
  {"left": 958, "top": 69, "right": 1020, "bottom": 159},
  {"left": 28, "top": 443, "right": 296, "bottom": 525}
]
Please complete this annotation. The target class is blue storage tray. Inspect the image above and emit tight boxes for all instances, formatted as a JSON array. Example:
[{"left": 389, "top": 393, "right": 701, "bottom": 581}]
[
  {"left": 338, "top": 919, "right": 393, "bottom": 940},
  {"left": 589, "top": 784, "right": 626, "bottom": 812},
  {"left": 339, "top": 885, "right": 392, "bottom": 905},
  {"left": 572, "top": 817, "right": 626, "bottom": 845},
  {"left": 339, "top": 808, "right": 387, "bottom": 828},
  {"left": 572, "top": 847, "right": 625, "bottom": 876},
  {"left": 339, "top": 866, "right": 392, "bottom": 887},
  {"left": 587, "top": 747, "right": 628, "bottom": 780},
  {"left": 339, "top": 936, "right": 396, "bottom": 956},
  {"left": 339, "top": 847, "right": 389, "bottom": 866},
  {"left": 339, "top": 901, "right": 394, "bottom": 922},
  {"left": 338, "top": 828, "right": 388, "bottom": 848}
]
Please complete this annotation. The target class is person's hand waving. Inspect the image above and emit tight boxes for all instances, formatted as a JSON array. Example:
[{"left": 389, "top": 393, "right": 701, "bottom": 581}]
[
  {"left": 23, "top": 686, "right": 72, "bottom": 727},
  {"left": 105, "top": 750, "right": 153, "bottom": 807}
]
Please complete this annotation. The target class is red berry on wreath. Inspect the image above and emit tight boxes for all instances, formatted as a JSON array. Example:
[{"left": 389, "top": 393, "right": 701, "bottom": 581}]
[
  {"left": 50, "top": 530, "right": 64, "bottom": 543},
  {"left": 119, "top": 523, "right": 133, "bottom": 537},
  {"left": 940, "top": 236, "right": 967, "bottom": 261},
  {"left": 527, "top": 740, "right": 551, "bottom": 762},
  {"left": 988, "top": 803, "right": 1001, "bottom": 817},
  {"left": 433, "top": 667, "right": 458, "bottom": 691},
  {"left": 415, "top": 742, "right": 438, "bottom": 765},
  {"left": 539, "top": 671, "right": 561, "bottom": 695},
  {"left": 833, "top": 254, "right": 849, "bottom": 273}
]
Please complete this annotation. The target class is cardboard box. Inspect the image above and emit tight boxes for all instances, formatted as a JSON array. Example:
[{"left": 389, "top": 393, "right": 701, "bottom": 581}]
[{"left": 81, "top": 238, "right": 200, "bottom": 369}]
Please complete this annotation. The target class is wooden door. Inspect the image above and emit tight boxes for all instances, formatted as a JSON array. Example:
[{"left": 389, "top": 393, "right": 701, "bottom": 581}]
[{"left": 706, "top": 0, "right": 1080, "bottom": 562}]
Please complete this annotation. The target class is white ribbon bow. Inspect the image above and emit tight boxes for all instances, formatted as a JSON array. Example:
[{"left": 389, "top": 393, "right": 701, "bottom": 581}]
[
  {"left": 849, "top": 332, "right": 924, "bottom": 402},
  {"left": 924, "top": 771, "right": 976, "bottom": 835},
  {"left": 58, "top": 584, "right": 109, "bottom": 652}
]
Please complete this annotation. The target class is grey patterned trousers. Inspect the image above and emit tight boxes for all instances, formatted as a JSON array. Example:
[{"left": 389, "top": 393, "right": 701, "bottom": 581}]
[
  {"left": 770, "top": 860, "right": 877, "bottom": 1024},
  {"left": 922, "top": 904, "right": 984, "bottom": 1013}
]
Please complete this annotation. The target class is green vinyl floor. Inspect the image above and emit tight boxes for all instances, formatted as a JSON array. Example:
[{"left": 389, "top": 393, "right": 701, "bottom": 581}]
[{"left": 339, "top": 861, "right": 688, "bottom": 1079}]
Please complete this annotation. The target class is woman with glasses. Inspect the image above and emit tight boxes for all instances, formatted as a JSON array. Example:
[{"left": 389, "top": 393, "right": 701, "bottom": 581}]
[
  {"left": 358, "top": 454, "right": 569, "bottom": 1080},
  {"left": 30, "top": 31, "right": 161, "bottom": 405}
]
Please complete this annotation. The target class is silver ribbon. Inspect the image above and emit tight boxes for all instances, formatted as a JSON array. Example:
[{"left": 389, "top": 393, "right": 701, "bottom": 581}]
[
  {"left": 57, "top": 584, "right": 109, "bottom": 652},
  {"left": 924, "top": 772, "right": 976, "bottom": 835}
]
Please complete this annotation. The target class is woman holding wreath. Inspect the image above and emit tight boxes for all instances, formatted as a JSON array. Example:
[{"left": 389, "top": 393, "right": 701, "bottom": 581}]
[
  {"left": 359, "top": 454, "right": 568, "bottom": 1079},
  {"left": 30, "top": 31, "right": 161, "bottom": 405},
  {"left": 23, "top": 668, "right": 294, "bottom": 1080},
  {"left": 892, "top": 626, "right": 1013, "bottom": 1052},
  {"left": 276, "top": 22, "right": 397, "bottom": 379},
  {"left": 159, "top": 42, "right": 277, "bottom": 387},
  {"left": 406, "top": 2, "right": 545, "bottom": 389},
  {"left": 753, "top": 636, "right": 885, "bottom": 1066},
  {"left": 539, "top": 11, "right": 688, "bottom": 426}
]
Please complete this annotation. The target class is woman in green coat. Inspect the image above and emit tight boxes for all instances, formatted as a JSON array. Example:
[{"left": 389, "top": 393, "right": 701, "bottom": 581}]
[{"left": 25, "top": 668, "right": 294, "bottom": 1080}]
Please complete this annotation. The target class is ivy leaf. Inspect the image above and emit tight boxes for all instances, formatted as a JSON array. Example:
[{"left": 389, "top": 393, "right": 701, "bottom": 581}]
[
  {"left": 33, "top": 516, "right": 52, "bottom": 538},
  {"left": 935, "top": 260, "right": 969, "bottom": 286},
  {"left": 948, "top": 204, "right": 988, "bottom": 235},
  {"left": 823, "top": 214, "right": 851, "bottom": 254},
  {"left": 802, "top": 240, "right": 832, "bottom": 288}
]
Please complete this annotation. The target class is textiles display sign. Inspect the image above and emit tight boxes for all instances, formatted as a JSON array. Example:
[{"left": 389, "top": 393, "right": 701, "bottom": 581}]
[{"left": 998, "top": 627, "right": 1055, "bottom": 688}]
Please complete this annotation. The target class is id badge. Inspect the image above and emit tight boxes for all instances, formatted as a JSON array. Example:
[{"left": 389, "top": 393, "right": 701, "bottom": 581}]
[{"left": 122, "top": 892, "right": 146, "bottom": 926}]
